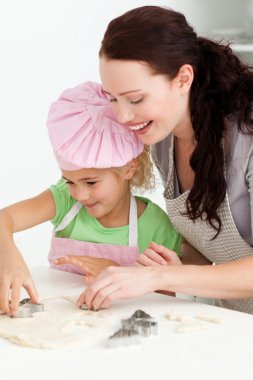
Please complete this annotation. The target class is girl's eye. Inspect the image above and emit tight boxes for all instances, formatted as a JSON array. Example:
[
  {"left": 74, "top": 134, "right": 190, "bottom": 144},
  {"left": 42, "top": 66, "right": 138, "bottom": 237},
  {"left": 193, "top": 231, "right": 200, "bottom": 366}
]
[
  {"left": 109, "top": 98, "right": 117, "bottom": 103},
  {"left": 130, "top": 98, "right": 143, "bottom": 104},
  {"left": 86, "top": 181, "right": 97, "bottom": 186},
  {"left": 65, "top": 181, "right": 74, "bottom": 185}
]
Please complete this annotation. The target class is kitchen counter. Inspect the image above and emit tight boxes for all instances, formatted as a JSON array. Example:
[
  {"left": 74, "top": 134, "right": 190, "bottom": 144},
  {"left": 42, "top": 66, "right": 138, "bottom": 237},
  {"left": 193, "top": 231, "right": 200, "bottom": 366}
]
[{"left": 1, "top": 266, "right": 252, "bottom": 380}]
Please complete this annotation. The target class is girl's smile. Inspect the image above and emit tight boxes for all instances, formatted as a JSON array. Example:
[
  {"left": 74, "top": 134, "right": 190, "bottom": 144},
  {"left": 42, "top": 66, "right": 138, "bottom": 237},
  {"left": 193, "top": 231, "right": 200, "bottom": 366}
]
[
  {"left": 62, "top": 167, "right": 132, "bottom": 228},
  {"left": 84, "top": 202, "right": 99, "bottom": 209}
]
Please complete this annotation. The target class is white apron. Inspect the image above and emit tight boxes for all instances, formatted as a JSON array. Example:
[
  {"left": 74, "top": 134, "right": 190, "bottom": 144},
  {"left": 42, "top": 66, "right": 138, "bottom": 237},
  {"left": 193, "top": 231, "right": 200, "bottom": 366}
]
[{"left": 163, "top": 135, "right": 253, "bottom": 313}]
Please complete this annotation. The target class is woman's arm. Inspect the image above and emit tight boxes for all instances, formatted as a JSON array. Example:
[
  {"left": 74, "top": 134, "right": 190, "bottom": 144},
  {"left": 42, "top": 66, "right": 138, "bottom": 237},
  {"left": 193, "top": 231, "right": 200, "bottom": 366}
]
[
  {"left": 180, "top": 239, "right": 212, "bottom": 265},
  {"left": 160, "top": 256, "right": 253, "bottom": 299},
  {"left": 78, "top": 254, "right": 253, "bottom": 310},
  {"left": 0, "top": 189, "right": 56, "bottom": 314}
]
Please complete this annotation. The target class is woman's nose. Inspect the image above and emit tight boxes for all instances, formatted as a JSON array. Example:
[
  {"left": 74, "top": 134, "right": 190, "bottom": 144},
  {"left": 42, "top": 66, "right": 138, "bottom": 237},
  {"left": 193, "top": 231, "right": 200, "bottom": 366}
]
[{"left": 114, "top": 105, "right": 134, "bottom": 124}]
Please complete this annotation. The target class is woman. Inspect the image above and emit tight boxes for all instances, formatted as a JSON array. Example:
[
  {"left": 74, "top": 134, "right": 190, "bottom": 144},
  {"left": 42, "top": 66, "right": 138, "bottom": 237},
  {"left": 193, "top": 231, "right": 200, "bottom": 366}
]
[{"left": 79, "top": 5, "right": 253, "bottom": 313}]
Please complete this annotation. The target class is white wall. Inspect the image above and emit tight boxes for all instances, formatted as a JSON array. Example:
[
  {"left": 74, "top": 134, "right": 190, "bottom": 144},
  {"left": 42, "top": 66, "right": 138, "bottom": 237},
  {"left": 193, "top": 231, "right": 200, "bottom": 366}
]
[
  {"left": 0, "top": 0, "right": 249, "bottom": 267},
  {"left": 167, "top": 0, "right": 249, "bottom": 35}
]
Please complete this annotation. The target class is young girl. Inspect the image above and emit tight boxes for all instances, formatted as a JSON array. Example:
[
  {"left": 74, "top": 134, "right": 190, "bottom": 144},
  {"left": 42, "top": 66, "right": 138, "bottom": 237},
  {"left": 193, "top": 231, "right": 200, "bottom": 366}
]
[{"left": 0, "top": 81, "right": 181, "bottom": 315}]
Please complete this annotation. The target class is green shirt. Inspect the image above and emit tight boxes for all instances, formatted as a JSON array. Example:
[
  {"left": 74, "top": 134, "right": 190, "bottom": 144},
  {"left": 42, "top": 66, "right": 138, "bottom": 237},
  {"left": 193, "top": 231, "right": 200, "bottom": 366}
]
[{"left": 50, "top": 179, "right": 181, "bottom": 254}]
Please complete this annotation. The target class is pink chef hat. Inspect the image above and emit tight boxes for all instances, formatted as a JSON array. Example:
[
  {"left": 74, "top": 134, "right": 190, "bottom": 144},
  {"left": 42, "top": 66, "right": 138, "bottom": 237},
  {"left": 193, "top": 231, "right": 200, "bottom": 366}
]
[{"left": 46, "top": 81, "right": 144, "bottom": 170}]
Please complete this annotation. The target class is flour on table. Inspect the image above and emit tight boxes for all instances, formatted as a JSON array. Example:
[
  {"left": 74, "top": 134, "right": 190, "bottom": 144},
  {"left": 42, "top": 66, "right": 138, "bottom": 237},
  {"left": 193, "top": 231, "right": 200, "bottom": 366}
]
[
  {"left": 0, "top": 296, "right": 113, "bottom": 349},
  {"left": 176, "top": 320, "right": 206, "bottom": 333}
]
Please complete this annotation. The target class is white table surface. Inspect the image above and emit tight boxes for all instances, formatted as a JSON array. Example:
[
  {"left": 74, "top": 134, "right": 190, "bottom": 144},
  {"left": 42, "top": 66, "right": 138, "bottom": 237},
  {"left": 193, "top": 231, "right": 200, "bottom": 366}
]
[{"left": 0, "top": 266, "right": 252, "bottom": 380}]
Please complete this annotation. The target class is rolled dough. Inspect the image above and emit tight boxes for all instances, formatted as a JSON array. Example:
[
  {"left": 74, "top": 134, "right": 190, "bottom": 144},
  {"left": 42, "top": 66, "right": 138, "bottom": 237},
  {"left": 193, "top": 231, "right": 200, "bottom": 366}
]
[
  {"left": 0, "top": 296, "right": 112, "bottom": 349},
  {"left": 195, "top": 313, "right": 222, "bottom": 324},
  {"left": 165, "top": 311, "right": 192, "bottom": 322}
]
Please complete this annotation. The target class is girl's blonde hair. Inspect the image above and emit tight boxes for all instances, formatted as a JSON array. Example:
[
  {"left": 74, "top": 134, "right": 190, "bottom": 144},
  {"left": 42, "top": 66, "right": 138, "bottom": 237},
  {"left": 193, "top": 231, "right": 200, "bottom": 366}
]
[{"left": 113, "top": 145, "right": 155, "bottom": 192}]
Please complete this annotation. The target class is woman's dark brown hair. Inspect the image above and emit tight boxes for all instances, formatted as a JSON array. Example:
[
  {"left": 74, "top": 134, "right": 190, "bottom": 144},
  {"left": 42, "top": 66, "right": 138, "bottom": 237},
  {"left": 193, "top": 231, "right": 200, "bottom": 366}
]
[{"left": 100, "top": 6, "right": 253, "bottom": 236}]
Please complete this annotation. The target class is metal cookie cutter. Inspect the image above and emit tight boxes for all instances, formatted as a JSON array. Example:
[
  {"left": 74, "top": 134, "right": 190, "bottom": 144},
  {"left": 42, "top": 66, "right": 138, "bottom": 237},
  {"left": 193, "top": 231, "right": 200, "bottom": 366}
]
[
  {"left": 107, "top": 309, "right": 158, "bottom": 348},
  {"left": 131, "top": 310, "right": 151, "bottom": 319},
  {"left": 107, "top": 327, "right": 141, "bottom": 348},
  {"left": 130, "top": 309, "right": 158, "bottom": 336},
  {"left": 135, "top": 319, "right": 158, "bottom": 337},
  {"left": 12, "top": 298, "right": 44, "bottom": 318},
  {"left": 79, "top": 303, "right": 98, "bottom": 312}
]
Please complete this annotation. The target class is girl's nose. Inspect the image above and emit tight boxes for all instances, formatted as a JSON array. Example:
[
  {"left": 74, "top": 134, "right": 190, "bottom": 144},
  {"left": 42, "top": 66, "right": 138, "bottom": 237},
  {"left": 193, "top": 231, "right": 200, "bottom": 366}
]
[{"left": 75, "top": 188, "right": 90, "bottom": 202}]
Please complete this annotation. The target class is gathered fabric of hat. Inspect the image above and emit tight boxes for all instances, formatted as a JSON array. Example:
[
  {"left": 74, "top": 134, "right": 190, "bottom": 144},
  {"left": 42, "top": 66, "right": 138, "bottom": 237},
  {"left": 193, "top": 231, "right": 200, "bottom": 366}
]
[{"left": 47, "top": 81, "right": 143, "bottom": 170}]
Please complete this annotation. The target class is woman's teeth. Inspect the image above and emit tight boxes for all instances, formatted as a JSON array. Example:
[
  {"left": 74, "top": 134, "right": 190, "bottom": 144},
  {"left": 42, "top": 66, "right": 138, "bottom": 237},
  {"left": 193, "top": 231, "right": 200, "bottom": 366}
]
[{"left": 129, "top": 121, "right": 152, "bottom": 131}]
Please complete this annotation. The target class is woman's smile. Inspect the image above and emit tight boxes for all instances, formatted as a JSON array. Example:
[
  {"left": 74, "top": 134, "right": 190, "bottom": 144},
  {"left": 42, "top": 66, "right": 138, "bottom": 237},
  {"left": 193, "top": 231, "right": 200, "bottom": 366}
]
[{"left": 127, "top": 120, "right": 153, "bottom": 131}]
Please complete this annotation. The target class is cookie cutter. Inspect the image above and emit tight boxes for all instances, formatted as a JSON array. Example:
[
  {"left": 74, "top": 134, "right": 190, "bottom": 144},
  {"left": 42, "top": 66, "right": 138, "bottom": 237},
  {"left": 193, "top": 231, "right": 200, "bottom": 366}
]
[
  {"left": 122, "top": 310, "right": 158, "bottom": 337},
  {"left": 79, "top": 303, "right": 98, "bottom": 312},
  {"left": 12, "top": 298, "right": 44, "bottom": 318},
  {"left": 131, "top": 310, "right": 151, "bottom": 319},
  {"left": 107, "top": 309, "right": 158, "bottom": 348},
  {"left": 107, "top": 328, "right": 141, "bottom": 348},
  {"left": 122, "top": 317, "right": 158, "bottom": 337}
]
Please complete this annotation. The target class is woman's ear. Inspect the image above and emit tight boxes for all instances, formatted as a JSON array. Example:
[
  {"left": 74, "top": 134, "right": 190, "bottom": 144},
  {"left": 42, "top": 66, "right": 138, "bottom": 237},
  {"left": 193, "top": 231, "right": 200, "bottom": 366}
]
[{"left": 176, "top": 64, "right": 194, "bottom": 94}]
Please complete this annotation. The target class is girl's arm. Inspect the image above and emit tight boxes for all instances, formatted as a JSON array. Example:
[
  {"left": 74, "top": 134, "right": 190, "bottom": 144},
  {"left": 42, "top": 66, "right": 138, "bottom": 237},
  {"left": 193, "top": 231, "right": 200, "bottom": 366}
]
[
  {"left": 0, "top": 189, "right": 56, "bottom": 232},
  {"left": 135, "top": 239, "right": 212, "bottom": 267},
  {"left": 0, "top": 189, "right": 56, "bottom": 314},
  {"left": 54, "top": 255, "right": 119, "bottom": 278}
]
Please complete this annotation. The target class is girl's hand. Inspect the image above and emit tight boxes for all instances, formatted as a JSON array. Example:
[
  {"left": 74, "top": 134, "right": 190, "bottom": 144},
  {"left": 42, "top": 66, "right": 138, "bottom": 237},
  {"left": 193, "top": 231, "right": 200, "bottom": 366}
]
[
  {"left": 0, "top": 250, "right": 38, "bottom": 315},
  {"left": 136, "top": 242, "right": 182, "bottom": 267},
  {"left": 54, "top": 255, "right": 119, "bottom": 278},
  {"left": 77, "top": 265, "right": 162, "bottom": 310}
]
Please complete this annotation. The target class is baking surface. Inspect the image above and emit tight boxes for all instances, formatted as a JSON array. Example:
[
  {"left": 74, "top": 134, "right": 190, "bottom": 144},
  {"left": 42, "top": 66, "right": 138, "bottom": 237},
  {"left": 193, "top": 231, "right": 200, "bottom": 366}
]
[{"left": 1, "top": 266, "right": 252, "bottom": 380}]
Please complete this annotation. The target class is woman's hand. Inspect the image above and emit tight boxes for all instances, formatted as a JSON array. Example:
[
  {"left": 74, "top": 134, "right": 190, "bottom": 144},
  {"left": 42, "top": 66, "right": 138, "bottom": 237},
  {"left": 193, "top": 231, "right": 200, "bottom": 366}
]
[
  {"left": 135, "top": 242, "right": 182, "bottom": 267},
  {"left": 0, "top": 249, "right": 38, "bottom": 315},
  {"left": 77, "top": 265, "right": 165, "bottom": 310},
  {"left": 54, "top": 255, "right": 119, "bottom": 278}
]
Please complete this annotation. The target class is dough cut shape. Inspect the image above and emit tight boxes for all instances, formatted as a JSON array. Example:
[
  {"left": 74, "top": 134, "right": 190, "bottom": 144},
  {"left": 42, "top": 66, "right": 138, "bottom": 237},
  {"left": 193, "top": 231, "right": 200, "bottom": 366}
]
[
  {"left": 164, "top": 309, "right": 222, "bottom": 332},
  {"left": 0, "top": 296, "right": 112, "bottom": 349},
  {"left": 165, "top": 311, "right": 192, "bottom": 322},
  {"left": 195, "top": 313, "right": 222, "bottom": 324}
]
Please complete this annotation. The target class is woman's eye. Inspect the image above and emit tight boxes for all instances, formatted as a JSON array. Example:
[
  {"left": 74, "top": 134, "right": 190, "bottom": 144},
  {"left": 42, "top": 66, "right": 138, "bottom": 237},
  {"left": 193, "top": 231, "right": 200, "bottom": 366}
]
[
  {"left": 65, "top": 181, "right": 74, "bottom": 185},
  {"left": 109, "top": 98, "right": 117, "bottom": 103},
  {"left": 87, "top": 181, "right": 97, "bottom": 186},
  {"left": 130, "top": 98, "right": 143, "bottom": 104}
]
